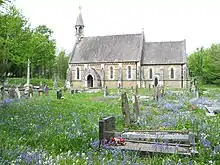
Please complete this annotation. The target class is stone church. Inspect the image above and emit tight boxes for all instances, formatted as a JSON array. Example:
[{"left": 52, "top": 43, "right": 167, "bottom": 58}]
[{"left": 67, "top": 9, "right": 188, "bottom": 89}]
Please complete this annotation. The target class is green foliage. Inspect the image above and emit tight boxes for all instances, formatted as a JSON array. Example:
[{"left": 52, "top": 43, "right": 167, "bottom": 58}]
[
  {"left": 188, "top": 45, "right": 220, "bottom": 85},
  {"left": 0, "top": 5, "right": 57, "bottom": 79},
  {"left": 7, "top": 78, "right": 64, "bottom": 87},
  {"left": 55, "top": 50, "right": 69, "bottom": 79}
]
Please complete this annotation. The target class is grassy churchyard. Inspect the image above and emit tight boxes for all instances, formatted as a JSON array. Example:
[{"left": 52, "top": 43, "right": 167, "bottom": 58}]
[{"left": 1, "top": 87, "right": 220, "bottom": 164}]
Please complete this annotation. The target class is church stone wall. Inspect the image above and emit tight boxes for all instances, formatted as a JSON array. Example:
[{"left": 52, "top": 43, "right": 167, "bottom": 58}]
[
  {"left": 69, "top": 63, "right": 186, "bottom": 89},
  {"left": 141, "top": 64, "right": 185, "bottom": 88}
]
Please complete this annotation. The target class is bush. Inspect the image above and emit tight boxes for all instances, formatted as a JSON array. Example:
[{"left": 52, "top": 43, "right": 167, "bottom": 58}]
[{"left": 7, "top": 78, "right": 65, "bottom": 87}]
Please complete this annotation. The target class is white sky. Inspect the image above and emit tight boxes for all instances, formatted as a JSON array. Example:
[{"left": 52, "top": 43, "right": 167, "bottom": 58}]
[{"left": 15, "top": 0, "right": 220, "bottom": 54}]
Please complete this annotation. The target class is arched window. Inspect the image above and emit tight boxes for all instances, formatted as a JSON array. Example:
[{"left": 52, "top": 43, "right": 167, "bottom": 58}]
[
  {"left": 149, "top": 68, "right": 153, "bottom": 79},
  {"left": 170, "top": 68, "right": 174, "bottom": 79},
  {"left": 127, "top": 66, "right": 131, "bottom": 79},
  {"left": 76, "top": 67, "right": 80, "bottom": 80},
  {"left": 110, "top": 66, "right": 114, "bottom": 79}
]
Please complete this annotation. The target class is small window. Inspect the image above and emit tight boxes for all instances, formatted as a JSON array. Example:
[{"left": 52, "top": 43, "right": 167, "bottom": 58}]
[
  {"left": 110, "top": 66, "right": 114, "bottom": 79},
  {"left": 149, "top": 68, "right": 153, "bottom": 79},
  {"left": 170, "top": 68, "right": 174, "bottom": 79},
  {"left": 127, "top": 66, "right": 132, "bottom": 79},
  {"left": 76, "top": 67, "right": 80, "bottom": 80}
]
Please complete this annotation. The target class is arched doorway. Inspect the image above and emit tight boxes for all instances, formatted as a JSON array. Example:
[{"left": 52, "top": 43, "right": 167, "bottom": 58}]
[
  {"left": 154, "top": 77, "right": 158, "bottom": 87},
  {"left": 87, "top": 75, "right": 93, "bottom": 88}
]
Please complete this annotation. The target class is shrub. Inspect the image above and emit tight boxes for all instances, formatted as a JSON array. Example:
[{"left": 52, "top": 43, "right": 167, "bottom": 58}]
[{"left": 7, "top": 78, "right": 65, "bottom": 87}]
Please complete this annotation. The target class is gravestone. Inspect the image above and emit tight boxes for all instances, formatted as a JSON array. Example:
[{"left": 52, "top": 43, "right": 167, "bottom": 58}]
[
  {"left": 57, "top": 89, "right": 62, "bottom": 99},
  {"left": 29, "top": 87, "right": 33, "bottom": 97},
  {"left": 133, "top": 95, "right": 140, "bottom": 121},
  {"left": 9, "top": 87, "right": 16, "bottom": 99},
  {"left": 104, "top": 86, "right": 108, "bottom": 97},
  {"left": 121, "top": 92, "right": 130, "bottom": 127},
  {"left": 99, "top": 116, "right": 116, "bottom": 147},
  {"left": 15, "top": 87, "right": 21, "bottom": 99},
  {"left": 44, "top": 85, "right": 49, "bottom": 96}
]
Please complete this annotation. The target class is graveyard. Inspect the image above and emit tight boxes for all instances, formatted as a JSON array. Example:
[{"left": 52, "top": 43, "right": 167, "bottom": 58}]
[
  {"left": 1, "top": 1, "right": 220, "bottom": 164},
  {"left": 1, "top": 85, "right": 220, "bottom": 164}
]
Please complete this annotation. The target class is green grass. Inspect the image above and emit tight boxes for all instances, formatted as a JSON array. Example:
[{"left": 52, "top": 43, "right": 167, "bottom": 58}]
[{"left": 1, "top": 88, "right": 220, "bottom": 164}]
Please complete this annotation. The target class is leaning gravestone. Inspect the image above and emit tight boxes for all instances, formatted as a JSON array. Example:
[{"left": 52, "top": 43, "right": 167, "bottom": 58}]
[
  {"left": 133, "top": 95, "right": 140, "bottom": 121},
  {"left": 121, "top": 92, "right": 130, "bottom": 127}
]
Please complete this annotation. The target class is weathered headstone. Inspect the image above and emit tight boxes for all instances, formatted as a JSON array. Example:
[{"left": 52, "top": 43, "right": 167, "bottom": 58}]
[
  {"left": 30, "top": 88, "right": 34, "bottom": 97},
  {"left": 99, "top": 116, "right": 116, "bottom": 147},
  {"left": 121, "top": 92, "right": 130, "bottom": 127},
  {"left": 15, "top": 87, "right": 21, "bottom": 99},
  {"left": 133, "top": 95, "right": 140, "bottom": 120},
  {"left": 57, "top": 89, "right": 62, "bottom": 99},
  {"left": 104, "top": 86, "right": 108, "bottom": 97},
  {"left": 44, "top": 85, "right": 49, "bottom": 96},
  {"left": 9, "top": 87, "right": 16, "bottom": 99}
]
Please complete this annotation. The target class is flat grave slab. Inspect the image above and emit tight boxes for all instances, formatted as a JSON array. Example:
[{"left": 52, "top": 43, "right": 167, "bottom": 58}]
[{"left": 99, "top": 116, "right": 198, "bottom": 156}]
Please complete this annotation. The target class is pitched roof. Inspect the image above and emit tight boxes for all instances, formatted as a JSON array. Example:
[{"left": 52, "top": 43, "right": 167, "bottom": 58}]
[
  {"left": 70, "top": 33, "right": 143, "bottom": 63},
  {"left": 142, "top": 41, "right": 186, "bottom": 64},
  {"left": 75, "top": 12, "right": 84, "bottom": 27}
]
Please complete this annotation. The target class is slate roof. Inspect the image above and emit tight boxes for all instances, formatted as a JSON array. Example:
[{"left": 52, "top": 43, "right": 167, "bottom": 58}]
[
  {"left": 142, "top": 41, "right": 186, "bottom": 64},
  {"left": 70, "top": 33, "right": 144, "bottom": 63}
]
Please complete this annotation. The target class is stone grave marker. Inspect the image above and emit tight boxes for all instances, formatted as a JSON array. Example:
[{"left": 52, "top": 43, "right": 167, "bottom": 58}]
[
  {"left": 9, "top": 87, "right": 16, "bottom": 99},
  {"left": 104, "top": 86, "right": 108, "bottom": 97},
  {"left": 15, "top": 87, "right": 21, "bottom": 99},
  {"left": 99, "top": 116, "right": 116, "bottom": 147},
  {"left": 121, "top": 92, "right": 130, "bottom": 127},
  {"left": 133, "top": 95, "right": 140, "bottom": 121},
  {"left": 44, "top": 85, "right": 49, "bottom": 96}
]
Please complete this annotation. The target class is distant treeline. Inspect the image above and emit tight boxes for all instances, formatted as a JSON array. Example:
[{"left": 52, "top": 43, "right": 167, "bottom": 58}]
[{"left": 187, "top": 44, "right": 220, "bottom": 85}]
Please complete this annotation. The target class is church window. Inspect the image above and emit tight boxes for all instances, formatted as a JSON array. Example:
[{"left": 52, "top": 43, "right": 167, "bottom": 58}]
[
  {"left": 76, "top": 67, "right": 80, "bottom": 80},
  {"left": 127, "top": 66, "right": 132, "bottom": 79},
  {"left": 109, "top": 66, "right": 114, "bottom": 79},
  {"left": 149, "top": 68, "right": 153, "bottom": 79},
  {"left": 170, "top": 67, "right": 175, "bottom": 79}
]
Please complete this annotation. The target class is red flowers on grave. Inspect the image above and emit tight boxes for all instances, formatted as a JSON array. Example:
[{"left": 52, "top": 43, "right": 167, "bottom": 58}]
[
  {"left": 111, "top": 137, "right": 126, "bottom": 146},
  {"left": 189, "top": 104, "right": 196, "bottom": 111}
]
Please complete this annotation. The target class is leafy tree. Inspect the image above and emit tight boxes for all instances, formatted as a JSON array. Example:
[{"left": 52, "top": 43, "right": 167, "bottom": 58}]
[
  {"left": 55, "top": 50, "right": 69, "bottom": 79},
  {"left": 187, "top": 45, "right": 220, "bottom": 86},
  {"left": 0, "top": 5, "right": 57, "bottom": 79}
]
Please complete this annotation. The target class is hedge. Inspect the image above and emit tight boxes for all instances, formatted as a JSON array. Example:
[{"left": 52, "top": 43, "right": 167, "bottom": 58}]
[{"left": 7, "top": 78, "right": 65, "bottom": 87}]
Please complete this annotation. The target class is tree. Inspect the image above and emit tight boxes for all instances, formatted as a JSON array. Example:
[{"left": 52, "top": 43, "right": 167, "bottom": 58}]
[
  {"left": 187, "top": 45, "right": 220, "bottom": 85},
  {"left": 55, "top": 50, "right": 69, "bottom": 79},
  {"left": 0, "top": 5, "right": 57, "bottom": 79}
]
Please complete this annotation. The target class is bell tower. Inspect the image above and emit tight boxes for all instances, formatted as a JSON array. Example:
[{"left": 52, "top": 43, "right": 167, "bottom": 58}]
[{"left": 75, "top": 6, "right": 84, "bottom": 42}]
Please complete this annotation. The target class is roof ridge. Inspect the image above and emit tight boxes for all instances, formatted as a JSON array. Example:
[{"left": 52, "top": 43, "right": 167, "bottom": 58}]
[
  {"left": 145, "top": 40, "right": 184, "bottom": 44},
  {"left": 84, "top": 33, "right": 142, "bottom": 38}
]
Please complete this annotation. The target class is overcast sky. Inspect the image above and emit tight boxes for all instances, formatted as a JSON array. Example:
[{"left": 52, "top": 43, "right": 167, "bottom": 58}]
[{"left": 15, "top": 0, "right": 220, "bottom": 54}]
